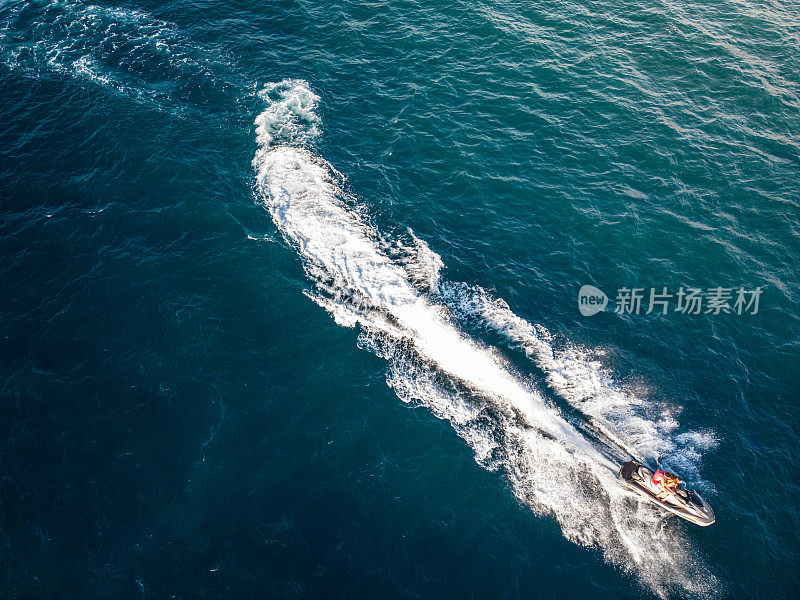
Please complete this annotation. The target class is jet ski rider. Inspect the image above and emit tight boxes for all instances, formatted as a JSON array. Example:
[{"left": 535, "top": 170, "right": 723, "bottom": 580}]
[{"left": 652, "top": 468, "right": 682, "bottom": 500}]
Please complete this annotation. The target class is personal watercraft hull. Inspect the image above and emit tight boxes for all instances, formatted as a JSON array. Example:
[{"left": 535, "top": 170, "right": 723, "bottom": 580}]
[{"left": 618, "top": 461, "right": 715, "bottom": 526}]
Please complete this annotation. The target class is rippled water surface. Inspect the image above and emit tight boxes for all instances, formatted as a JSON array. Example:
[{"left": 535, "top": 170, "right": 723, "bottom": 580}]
[{"left": 1, "top": 1, "right": 798, "bottom": 598}]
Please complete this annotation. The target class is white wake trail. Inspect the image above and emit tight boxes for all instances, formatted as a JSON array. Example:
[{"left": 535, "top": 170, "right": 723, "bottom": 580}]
[
  {"left": 0, "top": 0, "right": 236, "bottom": 110},
  {"left": 253, "top": 81, "right": 614, "bottom": 470},
  {"left": 439, "top": 281, "right": 718, "bottom": 488},
  {"left": 252, "top": 79, "right": 718, "bottom": 599}
]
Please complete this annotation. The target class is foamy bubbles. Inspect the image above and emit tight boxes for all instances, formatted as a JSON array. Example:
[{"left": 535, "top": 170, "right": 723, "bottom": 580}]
[{"left": 252, "top": 79, "right": 719, "bottom": 598}]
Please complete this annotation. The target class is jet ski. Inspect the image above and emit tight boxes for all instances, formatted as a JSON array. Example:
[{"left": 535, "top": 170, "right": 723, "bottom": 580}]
[{"left": 618, "top": 461, "right": 715, "bottom": 526}]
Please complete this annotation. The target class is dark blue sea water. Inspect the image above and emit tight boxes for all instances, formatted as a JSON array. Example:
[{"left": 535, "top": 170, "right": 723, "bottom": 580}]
[{"left": 1, "top": 1, "right": 799, "bottom": 598}]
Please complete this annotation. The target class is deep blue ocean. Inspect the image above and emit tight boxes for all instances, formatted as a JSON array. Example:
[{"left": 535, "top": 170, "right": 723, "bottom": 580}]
[{"left": 1, "top": 0, "right": 799, "bottom": 598}]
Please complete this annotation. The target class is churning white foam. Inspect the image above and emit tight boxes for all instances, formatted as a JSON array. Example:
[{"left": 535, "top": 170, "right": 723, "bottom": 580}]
[
  {"left": 253, "top": 79, "right": 719, "bottom": 598},
  {"left": 439, "top": 282, "right": 718, "bottom": 487}
]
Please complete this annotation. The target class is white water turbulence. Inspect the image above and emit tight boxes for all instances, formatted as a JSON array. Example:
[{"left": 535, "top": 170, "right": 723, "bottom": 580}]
[
  {"left": 439, "top": 281, "right": 719, "bottom": 489},
  {"left": 253, "top": 79, "right": 719, "bottom": 599}
]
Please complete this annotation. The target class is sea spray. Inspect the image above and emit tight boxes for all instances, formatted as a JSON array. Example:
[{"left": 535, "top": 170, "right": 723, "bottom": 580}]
[{"left": 252, "top": 79, "right": 719, "bottom": 598}]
